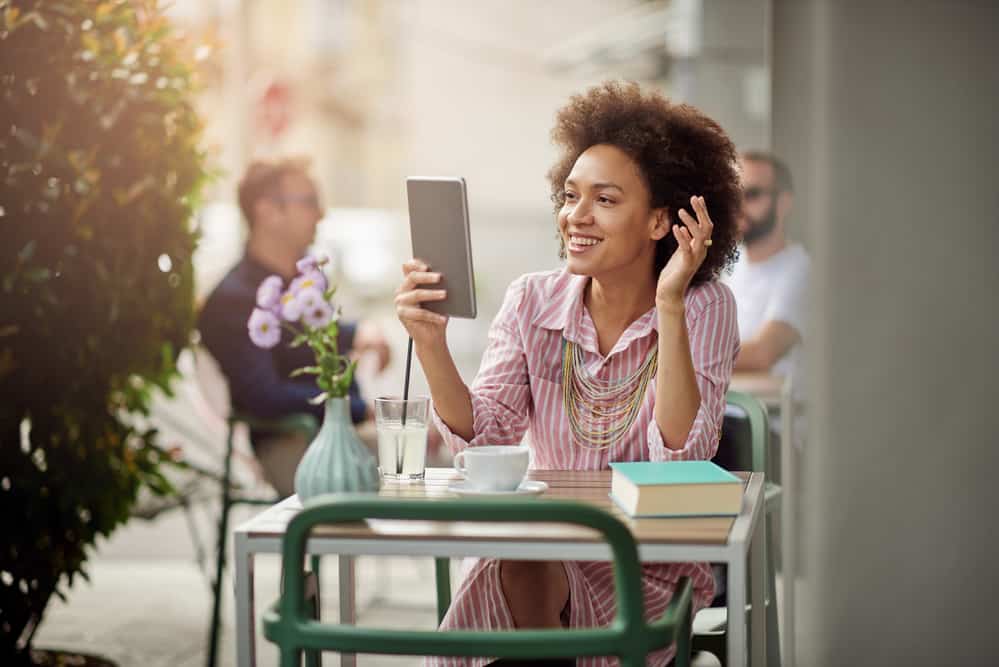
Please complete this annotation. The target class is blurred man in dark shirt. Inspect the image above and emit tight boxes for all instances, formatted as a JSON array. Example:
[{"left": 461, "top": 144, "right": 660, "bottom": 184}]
[{"left": 198, "top": 158, "right": 389, "bottom": 495}]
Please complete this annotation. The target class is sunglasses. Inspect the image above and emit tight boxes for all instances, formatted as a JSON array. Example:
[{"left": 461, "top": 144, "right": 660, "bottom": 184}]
[
  {"left": 273, "top": 193, "right": 321, "bottom": 209},
  {"left": 743, "top": 186, "right": 777, "bottom": 202}
]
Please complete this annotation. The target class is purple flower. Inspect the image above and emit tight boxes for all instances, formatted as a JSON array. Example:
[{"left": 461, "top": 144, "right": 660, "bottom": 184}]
[
  {"left": 296, "top": 286, "right": 324, "bottom": 311},
  {"left": 255, "top": 275, "right": 284, "bottom": 310},
  {"left": 280, "top": 292, "right": 303, "bottom": 322},
  {"left": 296, "top": 255, "right": 319, "bottom": 273},
  {"left": 289, "top": 269, "right": 327, "bottom": 295},
  {"left": 296, "top": 253, "right": 330, "bottom": 272},
  {"left": 247, "top": 308, "right": 281, "bottom": 349},
  {"left": 302, "top": 300, "right": 334, "bottom": 329},
  {"left": 307, "top": 269, "right": 328, "bottom": 293}
]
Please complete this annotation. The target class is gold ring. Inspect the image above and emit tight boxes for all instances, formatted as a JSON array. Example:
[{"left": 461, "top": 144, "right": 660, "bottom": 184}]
[{"left": 704, "top": 239, "right": 713, "bottom": 247}]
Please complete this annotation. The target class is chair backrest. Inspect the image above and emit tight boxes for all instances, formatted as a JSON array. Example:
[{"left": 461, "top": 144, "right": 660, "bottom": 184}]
[
  {"left": 263, "top": 495, "right": 693, "bottom": 665},
  {"left": 719, "top": 389, "right": 770, "bottom": 475},
  {"left": 190, "top": 343, "right": 234, "bottom": 422}
]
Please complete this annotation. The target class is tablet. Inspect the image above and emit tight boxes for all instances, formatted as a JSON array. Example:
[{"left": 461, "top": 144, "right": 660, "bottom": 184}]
[{"left": 406, "top": 177, "right": 477, "bottom": 319}]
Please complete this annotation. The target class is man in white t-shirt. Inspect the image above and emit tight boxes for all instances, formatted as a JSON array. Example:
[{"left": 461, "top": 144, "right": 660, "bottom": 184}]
[
  {"left": 725, "top": 151, "right": 810, "bottom": 380},
  {"left": 714, "top": 153, "right": 810, "bottom": 608}
]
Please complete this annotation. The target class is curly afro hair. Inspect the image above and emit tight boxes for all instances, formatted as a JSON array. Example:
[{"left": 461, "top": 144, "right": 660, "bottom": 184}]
[{"left": 547, "top": 81, "right": 741, "bottom": 286}]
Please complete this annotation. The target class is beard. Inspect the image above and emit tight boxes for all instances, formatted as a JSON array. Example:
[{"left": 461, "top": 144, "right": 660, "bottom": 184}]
[{"left": 743, "top": 204, "right": 778, "bottom": 245}]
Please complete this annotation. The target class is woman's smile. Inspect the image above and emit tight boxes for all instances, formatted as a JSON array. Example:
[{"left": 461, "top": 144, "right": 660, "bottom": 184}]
[{"left": 567, "top": 233, "right": 604, "bottom": 254}]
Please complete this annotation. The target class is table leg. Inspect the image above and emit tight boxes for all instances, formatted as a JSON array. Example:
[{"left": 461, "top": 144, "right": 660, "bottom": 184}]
[
  {"left": 780, "top": 376, "right": 796, "bottom": 666},
  {"left": 235, "top": 533, "right": 255, "bottom": 667},
  {"left": 339, "top": 555, "right": 357, "bottom": 667},
  {"left": 727, "top": 547, "right": 747, "bottom": 667},
  {"left": 750, "top": 511, "right": 766, "bottom": 667}
]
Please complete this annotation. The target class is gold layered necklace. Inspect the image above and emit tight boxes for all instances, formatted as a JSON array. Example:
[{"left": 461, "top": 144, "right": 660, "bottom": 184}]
[{"left": 561, "top": 337, "right": 658, "bottom": 450}]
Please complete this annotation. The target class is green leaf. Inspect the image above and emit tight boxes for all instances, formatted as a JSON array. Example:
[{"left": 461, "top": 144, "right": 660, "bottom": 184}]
[
  {"left": 309, "top": 336, "right": 329, "bottom": 357},
  {"left": 25, "top": 267, "right": 52, "bottom": 282},
  {"left": 289, "top": 365, "right": 320, "bottom": 378},
  {"left": 18, "top": 240, "right": 37, "bottom": 263},
  {"left": 319, "top": 356, "right": 338, "bottom": 373}
]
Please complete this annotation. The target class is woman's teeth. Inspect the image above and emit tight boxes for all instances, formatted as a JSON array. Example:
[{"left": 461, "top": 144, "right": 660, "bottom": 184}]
[{"left": 570, "top": 236, "right": 602, "bottom": 246}]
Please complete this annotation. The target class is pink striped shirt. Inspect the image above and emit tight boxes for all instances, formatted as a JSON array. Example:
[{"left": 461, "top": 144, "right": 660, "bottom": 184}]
[
  {"left": 430, "top": 268, "right": 739, "bottom": 667},
  {"left": 435, "top": 268, "right": 739, "bottom": 465}
]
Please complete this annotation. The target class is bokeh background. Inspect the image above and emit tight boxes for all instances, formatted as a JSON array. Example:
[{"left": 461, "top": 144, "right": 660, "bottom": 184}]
[{"left": 10, "top": 1, "right": 998, "bottom": 666}]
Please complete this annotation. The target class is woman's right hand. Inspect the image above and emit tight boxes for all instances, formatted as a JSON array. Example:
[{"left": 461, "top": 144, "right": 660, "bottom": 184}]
[{"left": 395, "top": 259, "right": 449, "bottom": 347}]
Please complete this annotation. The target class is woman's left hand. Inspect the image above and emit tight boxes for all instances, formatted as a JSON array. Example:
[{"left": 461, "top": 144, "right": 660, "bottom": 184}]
[{"left": 656, "top": 195, "right": 714, "bottom": 308}]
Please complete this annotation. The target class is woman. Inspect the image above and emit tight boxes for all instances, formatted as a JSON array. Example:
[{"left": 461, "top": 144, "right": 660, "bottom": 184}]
[{"left": 396, "top": 81, "right": 742, "bottom": 667}]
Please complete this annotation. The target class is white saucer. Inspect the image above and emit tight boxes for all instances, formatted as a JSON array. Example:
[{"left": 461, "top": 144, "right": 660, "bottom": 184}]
[{"left": 447, "top": 480, "right": 548, "bottom": 497}]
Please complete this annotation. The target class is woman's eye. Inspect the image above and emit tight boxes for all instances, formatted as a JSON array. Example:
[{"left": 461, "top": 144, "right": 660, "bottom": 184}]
[
  {"left": 564, "top": 191, "right": 577, "bottom": 201},
  {"left": 598, "top": 196, "right": 614, "bottom": 204}
]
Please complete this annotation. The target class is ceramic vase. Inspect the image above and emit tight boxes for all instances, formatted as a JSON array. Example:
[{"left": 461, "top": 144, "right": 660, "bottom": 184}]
[{"left": 293, "top": 397, "right": 380, "bottom": 501}]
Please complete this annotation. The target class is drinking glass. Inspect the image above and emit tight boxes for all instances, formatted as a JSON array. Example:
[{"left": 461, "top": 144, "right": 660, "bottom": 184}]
[{"left": 374, "top": 396, "right": 430, "bottom": 481}]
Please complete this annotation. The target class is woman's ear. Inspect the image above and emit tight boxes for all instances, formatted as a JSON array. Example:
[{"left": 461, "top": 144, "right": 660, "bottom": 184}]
[{"left": 649, "top": 207, "right": 670, "bottom": 241}]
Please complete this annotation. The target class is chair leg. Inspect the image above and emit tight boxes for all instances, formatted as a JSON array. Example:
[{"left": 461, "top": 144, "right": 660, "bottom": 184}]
[
  {"left": 180, "top": 494, "right": 209, "bottom": 578},
  {"left": 280, "top": 646, "right": 302, "bottom": 667},
  {"left": 304, "top": 555, "right": 322, "bottom": 667},
  {"left": 207, "top": 422, "right": 236, "bottom": 667},
  {"left": 674, "top": 590, "right": 694, "bottom": 667},
  {"left": 434, "top": 557, "right": 451, "bottom": 624},
  {"left": 303, "top": 628, "right": 320, "bottom": 666},
  {"left": 310, "top": 554, "right": 322, "bottom": 610}
]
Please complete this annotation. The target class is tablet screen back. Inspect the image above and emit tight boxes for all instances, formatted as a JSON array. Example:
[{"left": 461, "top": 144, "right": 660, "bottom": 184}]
[{"left": 406, "top": 177, "right": 477, "bottom": 318}]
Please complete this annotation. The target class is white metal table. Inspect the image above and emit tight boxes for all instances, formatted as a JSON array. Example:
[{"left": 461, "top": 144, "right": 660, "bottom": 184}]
[{"left": 233, "top": 469, "right": 767, "bottom": 667}]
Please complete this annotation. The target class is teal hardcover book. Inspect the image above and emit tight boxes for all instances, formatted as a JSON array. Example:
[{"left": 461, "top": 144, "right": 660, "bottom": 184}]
[{"left": 609, "top": 461, "right": 743, "bottom": 517}]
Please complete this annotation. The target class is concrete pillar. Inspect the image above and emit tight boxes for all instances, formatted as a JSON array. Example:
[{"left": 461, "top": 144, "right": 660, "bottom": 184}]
[{"left": 771, "top": 1, "right": 999, "bottom": 664}]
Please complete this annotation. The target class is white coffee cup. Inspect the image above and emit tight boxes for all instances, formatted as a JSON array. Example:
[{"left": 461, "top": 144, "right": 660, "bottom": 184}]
[{"left": 453, "top": 446, "right": 530, "bottom": 491}]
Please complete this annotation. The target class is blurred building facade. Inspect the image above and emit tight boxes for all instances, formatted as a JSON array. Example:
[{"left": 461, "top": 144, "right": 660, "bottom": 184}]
[{"left": 173, "top": 1, "right": 772, "bottom": 371}]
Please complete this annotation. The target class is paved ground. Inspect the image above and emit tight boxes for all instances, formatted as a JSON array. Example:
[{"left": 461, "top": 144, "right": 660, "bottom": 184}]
[{"left": 33, "top": 500, "right": 444, "bottom": 667}]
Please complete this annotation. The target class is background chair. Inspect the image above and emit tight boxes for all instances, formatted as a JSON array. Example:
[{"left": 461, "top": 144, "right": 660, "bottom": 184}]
[
  {"left": 190, "top": 346, "right": 321, "bottom": 667},
  {"left": 692, "top": 389, "right": 781, "bottom": 666},
  {"left": 264, "top": 496, "right": 695, "bottom": 667}
]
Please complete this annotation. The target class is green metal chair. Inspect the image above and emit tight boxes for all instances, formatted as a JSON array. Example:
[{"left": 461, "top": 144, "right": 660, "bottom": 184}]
[
  {"left": 263, "top": 495, "right": 695, "bottom": 667},
  {"left": 691, "top": 389, "right": 781, "bottom": 665}
]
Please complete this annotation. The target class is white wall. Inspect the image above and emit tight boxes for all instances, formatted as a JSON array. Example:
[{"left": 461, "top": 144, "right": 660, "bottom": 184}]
[{"left": 385, "top": 0, "right": 668, "bottom": 384}]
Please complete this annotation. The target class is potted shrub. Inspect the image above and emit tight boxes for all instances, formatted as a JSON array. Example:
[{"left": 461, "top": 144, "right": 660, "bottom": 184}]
[{"left": 0, "top": 1, "right": 210, "bottom": 663}]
